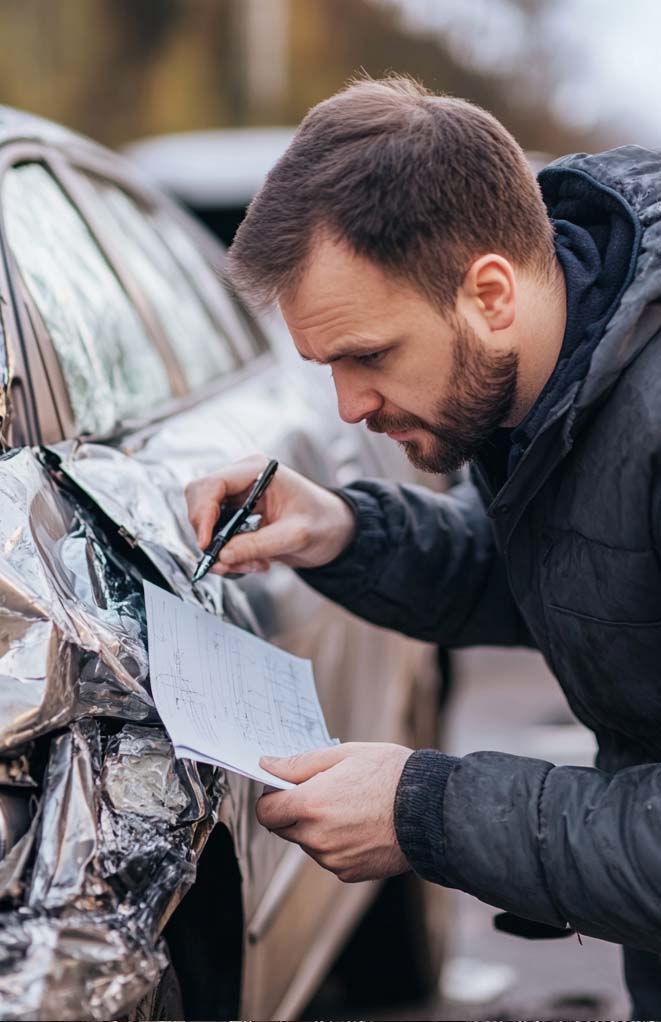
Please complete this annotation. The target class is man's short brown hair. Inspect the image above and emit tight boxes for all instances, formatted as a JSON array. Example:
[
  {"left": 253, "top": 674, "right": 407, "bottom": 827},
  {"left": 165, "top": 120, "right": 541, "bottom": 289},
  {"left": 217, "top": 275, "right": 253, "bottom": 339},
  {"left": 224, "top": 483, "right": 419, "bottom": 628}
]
[{"left": 228, "top": 76, "right": 555, "bottom": 310}]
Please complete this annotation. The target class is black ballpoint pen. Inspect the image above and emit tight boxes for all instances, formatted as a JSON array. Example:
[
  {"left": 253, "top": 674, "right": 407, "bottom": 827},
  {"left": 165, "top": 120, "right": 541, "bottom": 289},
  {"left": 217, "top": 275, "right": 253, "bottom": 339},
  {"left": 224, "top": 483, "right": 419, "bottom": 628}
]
[{"left": 191, "top": 459, "right": 279, "bottom": 584}]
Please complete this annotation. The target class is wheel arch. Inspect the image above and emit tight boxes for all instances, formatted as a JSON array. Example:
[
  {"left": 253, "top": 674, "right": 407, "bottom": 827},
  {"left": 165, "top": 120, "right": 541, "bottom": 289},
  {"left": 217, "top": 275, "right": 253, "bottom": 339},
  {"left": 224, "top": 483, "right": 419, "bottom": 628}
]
[{"left": 164, "top": 822, "right": 244, "bottom": 1021}]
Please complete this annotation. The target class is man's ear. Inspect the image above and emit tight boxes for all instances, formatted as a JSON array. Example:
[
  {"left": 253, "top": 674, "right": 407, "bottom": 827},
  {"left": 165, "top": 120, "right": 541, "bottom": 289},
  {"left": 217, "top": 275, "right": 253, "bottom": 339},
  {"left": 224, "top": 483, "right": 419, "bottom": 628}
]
[{"left": 459, "top": 254, "right": 516, "bottom": 332}]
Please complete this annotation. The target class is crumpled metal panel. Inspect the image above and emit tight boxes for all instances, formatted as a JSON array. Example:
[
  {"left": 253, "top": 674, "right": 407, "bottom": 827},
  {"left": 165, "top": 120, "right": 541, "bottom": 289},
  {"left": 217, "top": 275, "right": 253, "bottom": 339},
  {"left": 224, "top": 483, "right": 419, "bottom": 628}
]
[
  {"left": 103, "top": 724, "right": 203, "bottom": 824},
  {"left": 48, "top": 429, "right": 266, "bottom": 635},
  {"left": 0, "top": 911, "right": 166, "bottom": 1022},
  {"left": 0, "top": 713, "right": 223, "bottom": 1020},
  {"left": 0, "top": 446, "right": 232, "bottom": 1021},
  {"left": 28, "top": 721, "right": 100, "bottom": 912},
  {"left": 0, "top": 448, "right": 153, "bottom": 755},
  {"left": 0, "top": 801, "right": 40, "bottom": 903},
  {"left": 49, "top": 439, "right": 203, "bottom": 603},
  {"left": 0, "top": 372, "right": 337, "bottom": 1019}
]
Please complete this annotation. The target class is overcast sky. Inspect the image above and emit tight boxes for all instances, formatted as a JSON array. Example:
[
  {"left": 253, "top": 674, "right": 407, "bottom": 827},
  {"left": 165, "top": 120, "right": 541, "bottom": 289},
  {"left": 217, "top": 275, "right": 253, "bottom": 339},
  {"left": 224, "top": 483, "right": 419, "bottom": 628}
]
[{"left": 394, "top": 0, "right": 661, "bottom": 145}]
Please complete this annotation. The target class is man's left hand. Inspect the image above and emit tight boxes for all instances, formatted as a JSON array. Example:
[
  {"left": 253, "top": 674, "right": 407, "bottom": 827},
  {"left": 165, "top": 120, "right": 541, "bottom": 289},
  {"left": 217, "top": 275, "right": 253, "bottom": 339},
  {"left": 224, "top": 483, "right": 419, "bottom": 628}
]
[{"left": 256, "top": 742, "right": 412, "bottom": 883}]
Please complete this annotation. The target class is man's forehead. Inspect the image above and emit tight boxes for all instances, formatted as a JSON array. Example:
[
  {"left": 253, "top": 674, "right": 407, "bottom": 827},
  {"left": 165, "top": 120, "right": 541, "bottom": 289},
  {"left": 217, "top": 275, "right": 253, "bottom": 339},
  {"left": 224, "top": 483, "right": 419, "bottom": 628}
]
[
  {"left": 283, "top": 235, "right": 406, "bottom": 318},
  {"left": 300, "top": 234, "right": 375, "bottom": 287}
]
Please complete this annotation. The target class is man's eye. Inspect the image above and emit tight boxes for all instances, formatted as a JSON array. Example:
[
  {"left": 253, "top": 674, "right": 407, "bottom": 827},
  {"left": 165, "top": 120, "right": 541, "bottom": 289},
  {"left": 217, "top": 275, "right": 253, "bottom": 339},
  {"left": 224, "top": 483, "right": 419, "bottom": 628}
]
[{"left": 357, "top": 350, "right": 387, "bottom": 366}]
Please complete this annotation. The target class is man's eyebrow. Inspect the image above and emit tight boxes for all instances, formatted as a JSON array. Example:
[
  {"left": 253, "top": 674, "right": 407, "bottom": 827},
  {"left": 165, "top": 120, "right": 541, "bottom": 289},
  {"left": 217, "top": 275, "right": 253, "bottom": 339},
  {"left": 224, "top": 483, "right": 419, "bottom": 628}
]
[
  {"left": 300, "top": 351, "right": 346, "bottom": 365},
  {"left": 300, "top": 343, "right": 390, "bottom": 365}
]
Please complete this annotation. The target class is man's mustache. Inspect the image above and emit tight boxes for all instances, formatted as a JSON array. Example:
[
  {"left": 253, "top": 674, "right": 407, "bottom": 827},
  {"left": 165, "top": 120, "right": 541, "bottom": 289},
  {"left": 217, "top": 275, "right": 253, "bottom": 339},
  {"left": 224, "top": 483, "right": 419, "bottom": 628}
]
[{"left": 366, "top": 413, "right": 429, "bottom": 434}]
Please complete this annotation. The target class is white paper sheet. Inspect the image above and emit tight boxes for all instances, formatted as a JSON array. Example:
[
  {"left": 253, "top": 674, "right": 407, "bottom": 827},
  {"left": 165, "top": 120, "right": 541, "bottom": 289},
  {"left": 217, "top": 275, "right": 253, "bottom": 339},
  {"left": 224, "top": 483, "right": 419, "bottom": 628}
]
[{"left": 144, "top": 580, "right": 335, "bottom": 789}]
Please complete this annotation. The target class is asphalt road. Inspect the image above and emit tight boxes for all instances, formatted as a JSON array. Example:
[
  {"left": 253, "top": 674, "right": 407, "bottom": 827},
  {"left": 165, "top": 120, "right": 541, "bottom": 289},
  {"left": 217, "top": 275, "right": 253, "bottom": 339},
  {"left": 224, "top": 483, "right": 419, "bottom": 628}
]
[{"left": 307, "top": 646, "right": 631, "bottom": 1021}]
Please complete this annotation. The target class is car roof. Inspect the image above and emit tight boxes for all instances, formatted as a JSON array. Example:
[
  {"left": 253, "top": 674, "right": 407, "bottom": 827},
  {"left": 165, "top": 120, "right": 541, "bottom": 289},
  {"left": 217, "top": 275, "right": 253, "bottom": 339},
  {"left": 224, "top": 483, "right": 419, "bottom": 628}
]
[
  {"left": 124, "top": 127, "right": 296, "bottom": 206},
  {"left": 0, "top": 104, "right": 105, "bottom": 155},
  {"left": 0, "top": 104, "right": 165, "bottom": 197}
]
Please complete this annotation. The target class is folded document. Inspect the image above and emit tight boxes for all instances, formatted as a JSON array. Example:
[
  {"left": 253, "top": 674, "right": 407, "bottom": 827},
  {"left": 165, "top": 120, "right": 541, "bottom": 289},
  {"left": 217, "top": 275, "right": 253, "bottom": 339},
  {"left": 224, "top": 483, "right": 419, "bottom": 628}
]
[{"left": 144, "top": 580, "right": 335, "bottom": 789}]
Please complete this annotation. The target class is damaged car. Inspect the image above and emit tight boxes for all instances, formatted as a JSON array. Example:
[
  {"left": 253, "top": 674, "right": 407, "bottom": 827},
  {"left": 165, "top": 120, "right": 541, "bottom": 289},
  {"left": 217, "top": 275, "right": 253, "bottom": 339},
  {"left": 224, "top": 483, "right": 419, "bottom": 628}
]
[{"left": 0, "top": 106, "right": 443, "bottom": 1021}]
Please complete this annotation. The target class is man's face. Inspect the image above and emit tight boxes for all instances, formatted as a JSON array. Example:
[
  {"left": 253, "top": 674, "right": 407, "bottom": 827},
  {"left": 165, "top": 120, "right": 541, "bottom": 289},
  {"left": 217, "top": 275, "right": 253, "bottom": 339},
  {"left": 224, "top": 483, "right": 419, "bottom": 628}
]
[{"left": 280, "top": 238, "right": 518, "bottom": 474}]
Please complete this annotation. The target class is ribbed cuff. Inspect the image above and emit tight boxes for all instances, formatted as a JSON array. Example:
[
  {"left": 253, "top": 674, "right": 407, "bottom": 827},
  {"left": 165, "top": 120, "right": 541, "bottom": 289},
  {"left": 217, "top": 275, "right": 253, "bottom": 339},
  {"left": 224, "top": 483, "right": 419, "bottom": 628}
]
[
  {"left": 297, "top": 485, "right": 389, "bottom": 598},
  {"left": 394, "top": 749, "right": 459, "bottom": 885}
]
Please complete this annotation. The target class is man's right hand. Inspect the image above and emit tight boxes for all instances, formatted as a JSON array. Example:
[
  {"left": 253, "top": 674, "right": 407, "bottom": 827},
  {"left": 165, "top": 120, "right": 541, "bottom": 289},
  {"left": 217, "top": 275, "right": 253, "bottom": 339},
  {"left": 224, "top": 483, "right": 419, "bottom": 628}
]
[{"left": 185, "top": 455, "right": 357, "bottom": 575}]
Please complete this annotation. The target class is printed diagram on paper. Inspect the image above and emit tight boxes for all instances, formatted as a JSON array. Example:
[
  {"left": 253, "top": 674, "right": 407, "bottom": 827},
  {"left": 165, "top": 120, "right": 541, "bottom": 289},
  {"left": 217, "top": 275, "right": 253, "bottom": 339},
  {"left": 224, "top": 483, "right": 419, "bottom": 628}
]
[{"left": 144, "top": 580, "right": 335, "bottom": 788}]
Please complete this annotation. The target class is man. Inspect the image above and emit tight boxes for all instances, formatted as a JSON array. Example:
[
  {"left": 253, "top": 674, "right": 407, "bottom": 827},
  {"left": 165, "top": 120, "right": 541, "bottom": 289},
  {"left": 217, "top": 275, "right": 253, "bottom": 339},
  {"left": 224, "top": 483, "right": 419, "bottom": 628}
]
[{"left": 186, "top": 76, "right": 661, "bottom": 1014}]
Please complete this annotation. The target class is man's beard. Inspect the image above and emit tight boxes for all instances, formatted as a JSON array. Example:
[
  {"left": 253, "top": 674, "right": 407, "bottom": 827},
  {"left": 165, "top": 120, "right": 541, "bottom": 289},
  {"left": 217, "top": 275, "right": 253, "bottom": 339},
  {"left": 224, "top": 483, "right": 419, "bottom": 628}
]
[{"left": 366, "top": 317, "right": 518, "bottom": 474}]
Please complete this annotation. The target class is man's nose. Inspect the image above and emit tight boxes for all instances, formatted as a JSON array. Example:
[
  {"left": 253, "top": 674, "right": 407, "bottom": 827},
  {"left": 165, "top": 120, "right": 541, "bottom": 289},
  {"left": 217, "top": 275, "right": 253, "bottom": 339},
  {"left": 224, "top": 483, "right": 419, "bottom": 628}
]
[{"left": 332, "top": 368, "right": 383, "bottom": 424}]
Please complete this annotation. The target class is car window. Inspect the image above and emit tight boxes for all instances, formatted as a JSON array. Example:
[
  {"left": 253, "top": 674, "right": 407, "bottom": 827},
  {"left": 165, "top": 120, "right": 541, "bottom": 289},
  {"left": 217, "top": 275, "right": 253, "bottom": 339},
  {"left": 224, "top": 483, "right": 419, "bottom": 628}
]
[
  {"left": 151, "top": 210, "right": 267, "bottom": 357},
  {"left": 81, "top": 178, "right": 240, "bottom": 388},
  {"left": 2, "top": 163, "right": 173, "bottom": 435}
]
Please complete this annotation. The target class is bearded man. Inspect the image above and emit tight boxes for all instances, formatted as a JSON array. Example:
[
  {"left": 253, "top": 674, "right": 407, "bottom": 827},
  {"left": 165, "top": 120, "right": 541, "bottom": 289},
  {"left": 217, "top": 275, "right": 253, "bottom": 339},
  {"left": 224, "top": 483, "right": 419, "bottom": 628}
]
[{"left": 186, "top": 76, "right": 661, "bottom": 1016}]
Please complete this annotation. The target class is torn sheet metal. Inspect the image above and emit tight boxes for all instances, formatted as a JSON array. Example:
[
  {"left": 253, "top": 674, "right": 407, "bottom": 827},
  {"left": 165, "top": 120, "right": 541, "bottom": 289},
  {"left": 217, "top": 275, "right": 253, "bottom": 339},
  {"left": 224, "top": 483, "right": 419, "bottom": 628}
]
[
  {"left": 28, "top": 720, "right": 100, "bottom": 912},
  {"left": 0, "top": 445, "right": 232, "bottom": 1020},
  {"left": 0, "top": 714, "right": 222, "bottom": 1020},
  {"left": 48, "top": 432, "right": 263, "bottom": 634},
  {"left": 102, "top": 723, "right": 209, "bottom": 824},
  {"left": 0, "top": 911, "right": 166, "bottom": 1022},
  {"left": 0, "top": 799, "right": 40, "bottom": 902},
  {"left": 0, "top": 447, "right": 153, "bottom": 754},
  {"left": 0, "top": 383, "right": 318, "bottom": 1019}
]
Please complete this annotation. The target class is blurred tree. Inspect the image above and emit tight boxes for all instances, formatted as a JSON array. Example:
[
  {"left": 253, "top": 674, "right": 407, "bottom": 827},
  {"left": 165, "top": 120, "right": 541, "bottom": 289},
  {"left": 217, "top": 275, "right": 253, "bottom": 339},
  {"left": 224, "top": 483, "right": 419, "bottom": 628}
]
[
  {"left": 286, "top": 0, "right": 605, "bottom": 154},
  {"left": 0, "top": 0, "right": 611, "bottom": 153}
]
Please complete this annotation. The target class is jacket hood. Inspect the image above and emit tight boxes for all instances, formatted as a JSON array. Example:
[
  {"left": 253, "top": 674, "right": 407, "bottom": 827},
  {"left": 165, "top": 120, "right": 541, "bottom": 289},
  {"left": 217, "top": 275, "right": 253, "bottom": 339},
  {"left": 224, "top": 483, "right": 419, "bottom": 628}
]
[
  {"left": 540, "top": 146, "right": 661, "bottom": 423},
  {"left": 484, "top": 146, "right": 661, "bottom": 535}
]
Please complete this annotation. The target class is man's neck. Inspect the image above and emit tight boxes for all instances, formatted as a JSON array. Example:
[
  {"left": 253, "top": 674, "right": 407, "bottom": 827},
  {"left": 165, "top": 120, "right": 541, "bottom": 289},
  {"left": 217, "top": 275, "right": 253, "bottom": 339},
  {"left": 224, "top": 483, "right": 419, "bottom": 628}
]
[{"left": 506, "top": 259, "right": 567, "bottom": 427}]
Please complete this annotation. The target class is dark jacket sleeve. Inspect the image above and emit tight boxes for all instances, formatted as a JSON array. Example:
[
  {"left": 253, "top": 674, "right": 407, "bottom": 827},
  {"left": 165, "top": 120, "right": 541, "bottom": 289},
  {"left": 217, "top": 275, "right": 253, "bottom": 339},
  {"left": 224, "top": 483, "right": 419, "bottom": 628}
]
[
  {"left": 395, "top": 748, "right": 661, "bottom": 952},
  {"left": 298, "top": 478, "right": 532, "bottom": 647}
]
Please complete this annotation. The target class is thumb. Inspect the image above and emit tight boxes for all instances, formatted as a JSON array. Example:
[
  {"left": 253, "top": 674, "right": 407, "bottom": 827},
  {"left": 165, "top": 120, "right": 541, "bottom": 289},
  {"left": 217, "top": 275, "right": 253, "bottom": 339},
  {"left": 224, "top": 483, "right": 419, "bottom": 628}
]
[{"left": 260, "top": 744, "right": 347, "bottom": 783}]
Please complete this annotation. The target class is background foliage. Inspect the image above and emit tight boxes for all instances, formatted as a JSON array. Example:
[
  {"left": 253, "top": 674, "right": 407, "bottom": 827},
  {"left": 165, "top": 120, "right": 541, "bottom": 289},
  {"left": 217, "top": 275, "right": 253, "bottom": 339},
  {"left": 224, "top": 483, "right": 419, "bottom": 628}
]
[{"left": 0, "top": 0, "right": 611, "bottom": 152}]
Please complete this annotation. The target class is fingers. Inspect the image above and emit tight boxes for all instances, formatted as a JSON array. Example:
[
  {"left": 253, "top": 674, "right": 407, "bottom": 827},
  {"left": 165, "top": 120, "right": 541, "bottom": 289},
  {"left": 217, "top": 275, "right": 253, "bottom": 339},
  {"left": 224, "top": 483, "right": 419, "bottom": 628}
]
[
  {"left": 185, "top": 455, "right": 269, "bottom": 547},
  {"left": 215, "top": 516, "right": 312, "bottom": 570},
  {"left": 186, "top": 475, "right": 225, "bottom": 548},
  {"left": 260, "top": 744, "right": 348, "bottom": 784},
  {"left": 255, "top": 748, "right": 351, "bottom": 834},
  {"left": 210, "top": 558, "right": 270, "bottom": 577},
  {"left": 256, "top": 789, "right": 302, "bottom": 831}
]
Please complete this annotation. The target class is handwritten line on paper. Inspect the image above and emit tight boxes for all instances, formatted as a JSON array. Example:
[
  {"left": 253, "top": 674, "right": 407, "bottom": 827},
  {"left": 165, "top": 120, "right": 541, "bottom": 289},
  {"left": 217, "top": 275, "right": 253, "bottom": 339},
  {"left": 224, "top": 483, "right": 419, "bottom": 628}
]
[{"left": 143, "top": 580, "right": 335, "bottom": 789}]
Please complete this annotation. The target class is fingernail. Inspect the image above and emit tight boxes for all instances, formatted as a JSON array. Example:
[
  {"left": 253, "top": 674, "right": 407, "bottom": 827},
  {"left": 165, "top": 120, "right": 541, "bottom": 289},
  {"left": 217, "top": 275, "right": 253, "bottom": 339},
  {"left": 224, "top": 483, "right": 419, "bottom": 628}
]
[
  {"left": 221, "top": 549, "right": 235, "bottom": 564},
  {"left": 260, "top": 756, "right": 276, "bottom": 766}
]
